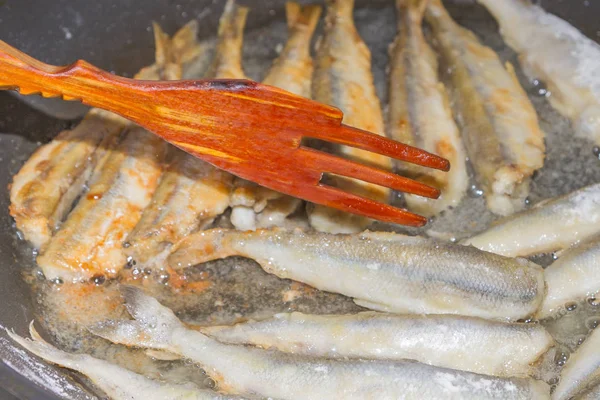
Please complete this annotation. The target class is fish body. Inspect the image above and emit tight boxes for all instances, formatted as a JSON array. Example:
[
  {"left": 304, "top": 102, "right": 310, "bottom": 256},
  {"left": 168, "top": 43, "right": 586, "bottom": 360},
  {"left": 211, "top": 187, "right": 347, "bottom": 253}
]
[
  {"left": 203, "top": 311, "right": 553, "bottom": 377},
  {"left": 425, "top": 0, "right": 545, "bottom": 216},
  {"left": 8, "top": 325, "right": 243, "bottom": 400},
  {"left": 462, "top": 183, "right": 600, "bottom": 257},
  {"left": 477, "top": 0, "right": 600, "bottom": 143},
  {"left": 14, "top": 22, "right": 199, "bottom": 279},
  {"left": 91, "top": 287, "right": 550, "bottom": 400},
  {"left": 308, "top": 0, "right": 392, "bottom": 234},
  {"left": 577, "top": 383, "right": 600, "bottom": 400},
  {"left": 262, "top": 2, "right": 322, "bottom": 99},
  {"left": 36, "top": 127, "right": 167, "bottom": 281},
  {"left": 168, "top": 228, "right": 545, "bottom": 320},
  {"left": 125, "top": 20, "right": 234, "bottom": 270},
  {"left": 125, "top": 149, "right": 232, "bottom": 270},
  {"left": 9, "top": 108, "right": 126, "bottom": 250},
  {"left": 388, "top": 0, "right": 467, "bottom": 216},
  {"left": 554, "top": 328, "right": 600, "bottom": 400},
  {"left": 229, "top": 2, "right": 321, "bottom": 231},
  {"left": 540, "top": 235, "right": 600, "bottom": 319}
]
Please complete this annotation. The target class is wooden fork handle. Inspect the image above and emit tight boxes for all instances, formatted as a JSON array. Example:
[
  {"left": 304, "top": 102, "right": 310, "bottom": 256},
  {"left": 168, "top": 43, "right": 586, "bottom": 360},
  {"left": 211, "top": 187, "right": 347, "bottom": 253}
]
[{"left": 0, "top": 40, "right": 152, "bottom": 116}]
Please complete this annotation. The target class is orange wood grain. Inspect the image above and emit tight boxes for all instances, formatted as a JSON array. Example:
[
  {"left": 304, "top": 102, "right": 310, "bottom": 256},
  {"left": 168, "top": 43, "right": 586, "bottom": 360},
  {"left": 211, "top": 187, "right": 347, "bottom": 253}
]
[{"left": 0, "top": 40, "right": 450, "bottom": 227}]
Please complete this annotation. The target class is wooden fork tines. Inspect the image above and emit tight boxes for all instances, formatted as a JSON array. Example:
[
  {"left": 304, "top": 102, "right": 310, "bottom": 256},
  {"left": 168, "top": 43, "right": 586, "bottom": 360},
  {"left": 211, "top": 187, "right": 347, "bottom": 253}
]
[{"left": 0, "top": 40, "right": 449, "bottom": 227}]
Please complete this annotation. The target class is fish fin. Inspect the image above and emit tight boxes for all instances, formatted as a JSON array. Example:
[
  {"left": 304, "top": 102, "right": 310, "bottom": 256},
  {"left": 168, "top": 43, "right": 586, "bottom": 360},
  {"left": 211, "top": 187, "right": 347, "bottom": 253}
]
[
  {"left": 206, "top": 0, "right": 249, "bottom": 79},
  {"left": 218, "top": 0, "right": 250, "bottom": 42},
  {"left": 89, "top": 286, "right": 182, "bottom": 351},
  {"left": 172, "top": 20, "right": 205, "bottom": 66},
  {"left": 152, "top": 22, "right": 170, "bottom": 71},
  {"left": 7, "top": 323, "right": 84, "bottom": 370},
  {"left": 168, "top": 229, "right": 236, "bottom": 270},
  {"left": 286, "top": 2, "right": 322, "bottom": 34},
  {"left": 353, "top": 298, "right": 394, "bottom": 312}
]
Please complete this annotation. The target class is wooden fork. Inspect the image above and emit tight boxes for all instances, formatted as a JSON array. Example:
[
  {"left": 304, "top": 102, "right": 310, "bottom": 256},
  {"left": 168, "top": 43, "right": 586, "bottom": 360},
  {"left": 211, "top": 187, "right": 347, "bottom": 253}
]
[{"left": 0, "top": 40, "right": 449, "bottom": 227}]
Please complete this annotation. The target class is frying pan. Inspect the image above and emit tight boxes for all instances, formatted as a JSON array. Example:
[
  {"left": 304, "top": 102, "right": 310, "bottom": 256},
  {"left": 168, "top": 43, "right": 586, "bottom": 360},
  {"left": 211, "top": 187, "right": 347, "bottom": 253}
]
[{"left": 1, "top": 0, "right": 599, "bottom": 399}]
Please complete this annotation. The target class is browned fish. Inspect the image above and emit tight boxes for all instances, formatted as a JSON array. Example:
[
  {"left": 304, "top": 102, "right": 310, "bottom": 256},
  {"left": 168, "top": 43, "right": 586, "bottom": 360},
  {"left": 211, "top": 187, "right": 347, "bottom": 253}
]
[
  {"left": 124, "top": 15, "right": 239, "bottom": 270},
  {"left": 33, "top": 22, "right": 202, "bottom": 281},
  {"left": 388, "top": 0, "right": 467, "bottom": 217},
  {"left": 9, "top": 106, "right": 126, "bottom": 250},
  {"left": 307, "top": 0, "right": 392, "bottom": 233},
  {"left": 229, "top": 2, "right": 321, "bottom": 231}
]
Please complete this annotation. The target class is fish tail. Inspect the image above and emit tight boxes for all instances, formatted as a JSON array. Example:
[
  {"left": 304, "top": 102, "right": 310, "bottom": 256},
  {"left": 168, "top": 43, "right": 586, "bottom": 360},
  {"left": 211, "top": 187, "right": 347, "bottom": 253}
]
[
  {"left": 426, "top": 0, "right": 449, "bottom": 18},
  {"left": 325, "top": 0, "right": 354, "bottom": 20},
  {"left": 424, "top": 0, "right": 452, "bottom": 32},
  {"left": 397, "top": 0, "right": 428, "bottom": 21},
  {"left": 167, "top": 229, "right": 236, "bottom": 271},
  {"left": 286, "top": 2, "right": 322, "bottom": 34},
  {"left": 88, "top": 286, "right": 182, "bottom": 351},
  {"left": 207, "top": 0, "right": 249, "bottom": 79},
  {"left": 138, "top": 21, "right": 192, "bottom": 80},
  {"left": 7, "top": 323, "right": 84, "bottom": 370},
  {"left": 172, "top": 20, "right": 204, "bottom": 66},
  {"left": 218, "top": 0, "right": 249, "bottom": 44},
  {"left": 152, "top": 22, "right": 170, "bottom": 70}
]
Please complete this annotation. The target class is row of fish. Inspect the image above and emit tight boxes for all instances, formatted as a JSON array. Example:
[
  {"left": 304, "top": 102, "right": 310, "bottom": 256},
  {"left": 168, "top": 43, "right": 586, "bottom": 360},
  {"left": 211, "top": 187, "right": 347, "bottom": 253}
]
[
  {"left": 7, "top": 1, "right": 600, "bottom": 398},
  {"left": 9, "top": 287, "right": 554, "bottom": 400},
  {"left": 12, "top": 285, "right": 600, "bottom": 399},
  {"left": 9, "top": 0, "right": 600, "bottom": 280},
  {"left": 9, "top": 0, "right": 313, "bottom": 280}
]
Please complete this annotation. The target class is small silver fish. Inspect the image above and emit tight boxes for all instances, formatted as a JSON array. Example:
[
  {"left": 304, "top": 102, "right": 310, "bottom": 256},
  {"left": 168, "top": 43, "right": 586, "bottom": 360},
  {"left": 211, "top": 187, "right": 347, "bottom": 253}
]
[
  {"left": 477, "top": 0, "right": 600, "bottom": 143},
  {"left": 388, "top": 0, "right": 468, "bottom": 217},
  {"left": 25, "top": 22, "right": 202, "bottom": 280},
  {"left": 7, "top": 324, "right": 244, "bottom": 400},
  {"left": 539, "top": 234, "right": 600, "bottom": 319},
  {"left": 553, "top": 327, "right": 600, "bottom": 400},
  {"left": 202, "top": 311, "right": 553, "bottom": 377},
  {"left": 168, "top": 228, "right": 545, "bottom": 321},
  {"left": 36, "top": 126, "right": 167, "bottom": 282},
  {"left": 125, "top": 18, "right": 235, "bottom": 270},
  {"left": 9, "top": 112, "right": 126, "bottom": 249},
  {"left": 90, "top": 287, "right": 550, "bottom": 400},
  {"left": 462, "top": 183, "right": 600, "bottom": 257},
  {"left": 229, "top": 2, "right": 321, "bottom": 231},
  {"left": 426, "top": 0, "right": 545, "bottom": 216},
  {"left": 308, "top": 0, "right": 392, "bottom": 234}
]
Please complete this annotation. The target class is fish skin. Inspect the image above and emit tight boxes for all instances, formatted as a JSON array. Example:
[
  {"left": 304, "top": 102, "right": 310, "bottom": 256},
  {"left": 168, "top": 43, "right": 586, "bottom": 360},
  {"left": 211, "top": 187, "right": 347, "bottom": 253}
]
[
  {"left": 229, "top": 2, "right": 321, "bottom": 231},
  {"left": 11, "top": 22, "right": 198, "bottom": 279},
  {"left": 9, "top": 107, "right": 127, "bottom": 251},
  {"left": 7, "top": 324, "right": 244, "bottom": 400},
  {"left": 553, "top": 328, "right": 600, "bottom": 400},
  {"left": 205, "top": 0, "right": 249, "bottom": 80},
  {"left": 125, "top": 149, "right": 233, "bottom": 270},
  {"left": 202, "top": 311, "right": 554, "bottom": 377},
  {"left": 125, "top": 20, "right": 234, "bottom": 270},
  {"left": 425, "top": 0, "right": 545, "bottom": 216},
  {"left": 262, "top": 2, "right": 322, "bottom": 99},
  {"left": 90, "top": 287, "right": 551, "bottom": 400},
  {"left": 307, "top": 0, "right": 393, "bottom": 234},
  {"left": 462, "top": 183, "right": 600, "bottom": 258},
  {"left": 477, "top": 0, "right": 600, "bottom": 144},
  {"left": 168, "top": 228, "right": 545, "bottom": 321},
  {"left": 388, "top": 0, "right": 467, "bottom": 217},
  {"left": 539, "top": 234, "right": 600, "bottom": 319},
  {"left": 576, "top": 382, "right": 600, "bottom": 400},
  {"left": 36, "top": 127, "right": 167, "bottom": 281}
]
